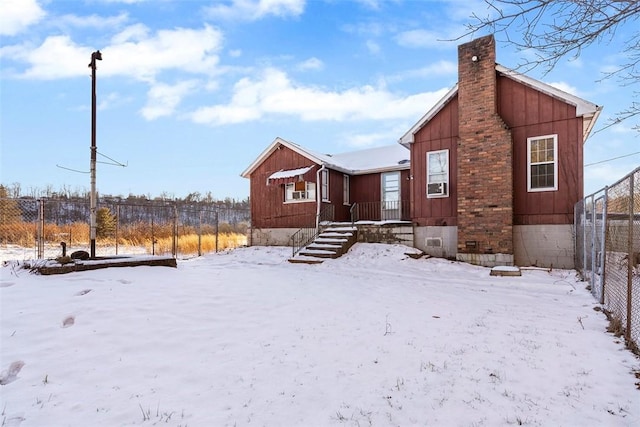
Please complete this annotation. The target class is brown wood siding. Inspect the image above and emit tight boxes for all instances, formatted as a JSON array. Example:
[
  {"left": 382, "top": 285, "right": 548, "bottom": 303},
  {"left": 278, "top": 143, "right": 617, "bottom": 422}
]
[
  {"left": 497, "top": 76, "right": 584, "bottom": 225},
  {"left": 326, "top": 169, "right": 350, "bottom": 222},
  {"left": 351, "top": 174, "right": 379, "bottom": 203},
  {"left": 350, "top": 171, "right": 410, "bottom": 203},
  {"left": 249, "top": 146, "right": 318, "bottom": 228},
  {"left": 410, "top": 96, "right": 459, "bottom": 226}
]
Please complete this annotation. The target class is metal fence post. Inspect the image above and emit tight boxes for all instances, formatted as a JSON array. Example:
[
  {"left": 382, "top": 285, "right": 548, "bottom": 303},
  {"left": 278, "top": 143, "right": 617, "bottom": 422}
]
[
  {"left": 37, "top": 199, "right": 44, "bottom": 259},
  {"left": 215, "top": 209, "right": 219, "bottom": 253},
  {"left": 172, "top": 204, "right": 178, "bottom": 258},
  {"left": 115, "top": 204, "right": 120, "bottom": 256},
  {"left": 600, "top": 188, "right": 607, "bottom": 305},
  {"left": 627, "top": 173, "right": 634, "bottom": 342},
  {"left": 198, "top": 209, "right": 202, "bottom": 257},
  {"left": 591, "top": 194, "right": 597, "bottom": 286},
  {"left": 582, "top": 197, "right": 587, "bottom": 278}
]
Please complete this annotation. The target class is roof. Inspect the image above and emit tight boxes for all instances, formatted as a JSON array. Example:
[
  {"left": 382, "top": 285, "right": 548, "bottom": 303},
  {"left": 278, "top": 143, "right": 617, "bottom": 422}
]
[
  {"left": 399, "top": 63, "right": 602, "bottom": 146},
  {"left": 241, "top": 137, "right": 410, "bottom": 178}
]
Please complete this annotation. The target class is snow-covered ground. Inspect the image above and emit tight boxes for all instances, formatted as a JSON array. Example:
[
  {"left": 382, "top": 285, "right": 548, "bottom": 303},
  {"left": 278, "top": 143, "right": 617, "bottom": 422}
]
[
  {"left": 0, "top": 244, "right": 149, "bottom": 263},
  {"left": 1, "top": 243, "right": 639, "bottom": 426}
]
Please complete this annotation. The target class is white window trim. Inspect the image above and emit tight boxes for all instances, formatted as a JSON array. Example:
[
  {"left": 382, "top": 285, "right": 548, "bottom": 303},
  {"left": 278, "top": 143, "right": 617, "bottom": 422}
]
[
  {"left": 284, "top": 181, "right": 316, "bottom": 203},
  {"left": 343, "top": 174, "right": 350, "bottom": 205},
  {"left": 426, "top": 149, "right": 449, "bottom": 198},
  {"left": 321, "top": 169, "right": 330, "bottom": 202},
  {"left": 527, "top": 134, "right": 558, "bottom": 192}
]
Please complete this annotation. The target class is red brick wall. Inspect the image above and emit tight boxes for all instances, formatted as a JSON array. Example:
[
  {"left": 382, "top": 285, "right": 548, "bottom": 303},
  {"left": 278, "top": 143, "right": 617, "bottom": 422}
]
[{"left": 457, "top": 35, "right": 514, "bottom": 255}]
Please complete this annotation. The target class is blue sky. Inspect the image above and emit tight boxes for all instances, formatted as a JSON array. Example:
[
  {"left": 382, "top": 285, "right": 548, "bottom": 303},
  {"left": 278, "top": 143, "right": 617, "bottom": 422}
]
[{"left": 1, "top": 0, "right": 638, "bottom": 200}]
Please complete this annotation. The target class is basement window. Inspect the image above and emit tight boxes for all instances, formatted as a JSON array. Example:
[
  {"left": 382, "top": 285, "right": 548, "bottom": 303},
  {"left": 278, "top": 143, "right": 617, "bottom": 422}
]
[
  {"left": 527, "top": 134, "right": 558, "bottom": 192},
  {"left": 285, "top": 181, "right": 316, "bottom": 202}
]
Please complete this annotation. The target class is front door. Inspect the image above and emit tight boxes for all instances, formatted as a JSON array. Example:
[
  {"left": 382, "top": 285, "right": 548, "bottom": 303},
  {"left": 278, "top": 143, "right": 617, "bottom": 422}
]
[{"left": 381, "top": 172, "right": 400, "bottom": 220}]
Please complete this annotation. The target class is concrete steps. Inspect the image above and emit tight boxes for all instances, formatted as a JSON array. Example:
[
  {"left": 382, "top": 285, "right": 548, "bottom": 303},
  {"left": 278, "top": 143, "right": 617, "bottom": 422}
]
[{"left": 288, "top": 226, "right": 358, "bottom": 264}]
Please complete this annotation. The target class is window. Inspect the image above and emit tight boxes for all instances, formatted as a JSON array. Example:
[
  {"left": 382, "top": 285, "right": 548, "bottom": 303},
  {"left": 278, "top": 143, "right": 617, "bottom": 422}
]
[
  {"left": 285, "top": 181, "right": 316, "bottom": 202},
  {"left": 527, "top": 135, "right": 558, "bottom": 191},
  {"left": 426, "top": 149, "right": 449, "bottom": 198},
  {"left": 343, "top": 175, "right": 350, "bottom": 205},
  {"left": 321, "top": 169, "right": 329, "bottom": 202}
]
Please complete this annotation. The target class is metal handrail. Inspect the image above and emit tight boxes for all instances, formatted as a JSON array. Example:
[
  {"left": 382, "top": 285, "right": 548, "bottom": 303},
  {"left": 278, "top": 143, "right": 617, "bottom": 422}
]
[
  {"left": 290, "top": 205, "right": 335, "bottom": 257},
  {"left": 350, "top": 202, "right": 359, "bottom": 227},
  {"left": 349, "top": 200, "right": 410, "bottom": 222}
]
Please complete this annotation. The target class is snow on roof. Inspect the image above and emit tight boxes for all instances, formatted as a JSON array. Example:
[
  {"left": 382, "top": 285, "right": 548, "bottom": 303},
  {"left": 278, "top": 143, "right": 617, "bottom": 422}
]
[
  {"left": 327, "top": 144, "right": 410, "bottom": 174},
  {"left": 399, "top": 63, "right": 602, "bottom": 146},
  {"left": 241, "top": 137, "right": 409, "bottom": 178},
  {"left": 267, "top": 166, "right": 314, "bottom": 180}
]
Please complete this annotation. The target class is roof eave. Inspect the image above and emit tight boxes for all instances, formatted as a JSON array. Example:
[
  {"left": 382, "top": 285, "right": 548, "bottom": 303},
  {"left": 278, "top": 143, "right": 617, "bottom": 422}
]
[
  {"left": 350, "top": 164, "right": 411, "bottom": 175},
  {"left": 240, "top": 137, "right": 323, "bottom": 178},
  {"left": 582, "top": 106, "right": 603, "bottom": 143}
]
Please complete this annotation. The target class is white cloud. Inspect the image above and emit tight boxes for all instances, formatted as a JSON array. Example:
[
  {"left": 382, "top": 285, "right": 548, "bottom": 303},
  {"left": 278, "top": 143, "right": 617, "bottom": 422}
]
[
  {"left": 395, "top": 29, "right": 456, "bottom": 49},
  {"left": 189, "top": 67, "right": 449, "bottom": 125},
  {"left": 366, "top": 40, "right": 380, "bottom": 55},
  {"left": 443, "top": 0, "right": 491, "bottom": 21},
  {"left": 205, "top": 0, "right": 305, "bottom": 21},
  {"left": 141, "top": 80, "right": 198, "bottom": 120},
  {"left": 547, "top": 81, "right": 579, "bottom": 96},
  {"left": 354, "top": 0, "right": 382, "bottom": 10},
  {"left": 102, "top": 25, "right": 224, "bottom": 81},
  {"left": 229, "top": 49, "right": 243, "bottom": 58},
  {"left": 98, "top": 92, "right": 132, "bottom": 111},
  {"left": 0, "top": 0, "right": 45, "bottom": 36},
  {"left": 8, "top": 25, "right": 223, "bottom": 81},
  {"left": 341, "top": 21, "right": 385, "bottom": 37},
  {"left": 57, "top": 12, "right": 129, "bottom": 29},
  {"left": 388, "top": 60, "right": 457, "bottom": 82},
  {"left": 296, "top": 57, "right": 323, "bottom": 71}
]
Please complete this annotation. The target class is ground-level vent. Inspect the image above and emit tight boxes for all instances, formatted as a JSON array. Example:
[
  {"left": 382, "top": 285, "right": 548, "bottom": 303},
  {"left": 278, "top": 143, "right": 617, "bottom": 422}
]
[{"left": 426, "top": 237, "right": 443, "bottom": 248}]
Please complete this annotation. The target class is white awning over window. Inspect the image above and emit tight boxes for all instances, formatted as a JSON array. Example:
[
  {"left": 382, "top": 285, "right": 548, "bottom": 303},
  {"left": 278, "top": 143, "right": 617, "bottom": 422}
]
[{"left": 267, "top": 166, "right": 314, "bottom": 185}]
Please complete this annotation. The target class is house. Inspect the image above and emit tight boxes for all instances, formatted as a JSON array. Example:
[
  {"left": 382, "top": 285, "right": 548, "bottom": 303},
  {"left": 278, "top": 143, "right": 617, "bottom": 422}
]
[
  {"left": 242, "top": 34, "right": 601, "bottom": 268},
  {"left": 400, "top": 35, "right": 601, "bottom": 267},
  {"left": 240, "top": 137, "right": 411, "bottom": 246}
]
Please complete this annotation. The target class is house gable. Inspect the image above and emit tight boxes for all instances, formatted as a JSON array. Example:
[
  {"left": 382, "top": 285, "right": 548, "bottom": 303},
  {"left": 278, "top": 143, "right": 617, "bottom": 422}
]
[
  {"left": 247, "top": 141, "right": 320, "bottom": 229},
  {"left": 497, "top": 74, "right": 586, "bottom": 225},
  {"left": 400, "top": 65, "right": 601, "bottom": 148}
]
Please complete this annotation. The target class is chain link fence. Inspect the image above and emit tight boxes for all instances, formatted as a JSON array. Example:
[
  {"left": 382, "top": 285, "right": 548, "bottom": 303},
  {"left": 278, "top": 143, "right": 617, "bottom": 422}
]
[
  {"left": 575, "top": 166, "right": 640, "bottom": 352},
  {"left": 0, "top": 197, "right": 250, "bottom": 261}
]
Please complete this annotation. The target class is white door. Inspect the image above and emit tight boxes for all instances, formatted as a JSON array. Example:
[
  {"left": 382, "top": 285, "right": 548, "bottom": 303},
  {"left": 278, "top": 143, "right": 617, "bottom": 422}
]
[{"left": 381, "top": 172, "right": 400, "bottom": 220}]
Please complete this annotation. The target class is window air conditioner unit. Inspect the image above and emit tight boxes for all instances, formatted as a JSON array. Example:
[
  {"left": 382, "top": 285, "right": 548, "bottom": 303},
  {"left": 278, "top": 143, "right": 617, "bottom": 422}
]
[{"left": 427, "top": 182, "right": 447, "bottom": 196}]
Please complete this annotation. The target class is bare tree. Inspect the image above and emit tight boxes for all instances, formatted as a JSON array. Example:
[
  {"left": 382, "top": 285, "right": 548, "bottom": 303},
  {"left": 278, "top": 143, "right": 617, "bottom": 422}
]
[{"left": 461, "top": 0, "right": 640, "bottom": 130}]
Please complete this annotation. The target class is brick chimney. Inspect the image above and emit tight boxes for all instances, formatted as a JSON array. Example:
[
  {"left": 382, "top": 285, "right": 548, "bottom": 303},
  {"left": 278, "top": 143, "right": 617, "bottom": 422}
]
[{"left": 456, "top": 35, "right": 514, "bottom": 266}]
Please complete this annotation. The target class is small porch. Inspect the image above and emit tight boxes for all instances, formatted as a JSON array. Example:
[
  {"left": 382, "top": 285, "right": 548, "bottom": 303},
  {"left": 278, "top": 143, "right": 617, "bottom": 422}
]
[{"left": 287, "top": 201, "right": 413, "bottom": 263}]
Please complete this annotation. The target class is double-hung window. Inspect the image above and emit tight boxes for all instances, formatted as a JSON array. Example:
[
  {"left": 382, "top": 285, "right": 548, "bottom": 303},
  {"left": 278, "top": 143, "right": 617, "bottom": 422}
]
[
  {"left": 527, "top": 134, "right": 558, "bottom": 192},
  {"left": 285, "top": 181, "right": 316, "bottom": 202},
  {"left": 426, "top": 149, "right": 449, "bottom": 198},
  {"left": 321, "top": 169, "right": 329, "bottom": 202}
]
